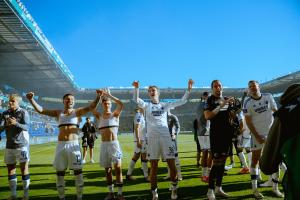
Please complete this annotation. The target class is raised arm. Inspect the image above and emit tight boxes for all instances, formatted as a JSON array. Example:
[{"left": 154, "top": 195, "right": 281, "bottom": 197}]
[
  {"left": 91, "top": 108, "right": 101, "bottom": 120},
  {"left": 169, "top": 79, "right": 194, "bottom": 109},
  {"left": 103, "top": 89, "right": 123, "bottom": 117},
  {"left": 76, "top": 90, "right": 101, "bottom": 117},
  {"left": 132, "top": 81, "right": 146, "bottom": 108},
  {"left": 26, "top": 92, "right": 59, "bottom": 117},
  {"left": 132, "top": 81, "right": 139, "bottom": 102}
]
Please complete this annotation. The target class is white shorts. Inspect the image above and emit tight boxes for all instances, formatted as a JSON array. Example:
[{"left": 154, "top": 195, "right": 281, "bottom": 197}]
[
  {"left": 53, "top": 140, "right": 82, "bottom": 171},
  {"left": 237, "top": 135, "right": 251, "bottom": 149},
  {"left": 5, "top": 146, "right": 30, "bottom": 164},
  {"left": 100, "top": 140, "right": 122, "bottom": 168},
  {"left": 134, "top": 140, "right": 147, "bottom": 154},
  {"left": 198, "top": 135, "right": 210, "bottom": 150},
  {"left": 251, "top": 134, "right": 267, "bottom": 151},
  {"left": 147, "top": 135, "right": 175, "bottom": 160}
]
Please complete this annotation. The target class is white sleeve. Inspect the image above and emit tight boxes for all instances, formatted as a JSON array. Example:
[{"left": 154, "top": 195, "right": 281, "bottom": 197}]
[
  {"left": 136, "top": 98, "right": 146, "bottom": 109},
  {"left": 237, "top": 111, "right": 243, "bottom": 121},
  {"left": 269, "top": 94, "right": 277, "bottom": 110},
  {"left": 243, "top": 97, "right": 251, "bottom": 116},
  {"left": 167, "top": 90, "right": 190, "bottom": 109},
  {"left": 134, "top": 113, "right": 142, "bottom": 125},
  {"left": 133, "top": 87, "right": 146, "bottom": 109}
]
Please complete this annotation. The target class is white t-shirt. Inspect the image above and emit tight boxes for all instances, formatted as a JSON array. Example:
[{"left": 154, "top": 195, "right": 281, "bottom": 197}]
[
  {"left": 136, "top": 90, "right": 189, "bottom": 136},
  {"left": 243, "top": 93, "right": 277, "bottom": 136},
  {"left": 133, "top": 112, "right": 146, "bottom": 141}
]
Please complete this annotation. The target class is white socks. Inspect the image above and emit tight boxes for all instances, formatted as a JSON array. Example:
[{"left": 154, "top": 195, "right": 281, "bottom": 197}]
[
  {"left": 75, "top": 174, "right": 84, "bottom": 198},
  {"left": 175, "top": 157, "right": 182, "bottom": 177},
  {"left": 127, "top": 160, "right": 136, "bottom": 175},
  {"left": 238, "top": 152, "right": 247, "bottom": 168},
  {"left": 108, "top": 184, "right": 114, "bottom": 193},
  {"left": 9, "top": 175, "right": 17, "bottom": 197},
  {"left": 56, "top": 175, "right": 65, "bottom": 199},
  {"left": 117, "top": 183, "right": 123, "bottom": 195},
  {"left": 142, "top": 160, "right": 149, "bottom": 177},
  {"left": 22, "top": 174, "right": 30, "bottom": 198},
  {"left": 247, "top": 152, "right": 252, "bottom": 168},
  {"left": 202, "top": 167, "right": 210, "bottom": 177},
  {"left": 202, "top": 167, "right": 207, "bottom": 177},
  {"left": 250, "top": 168, "right": 258, "bottom": 190}
]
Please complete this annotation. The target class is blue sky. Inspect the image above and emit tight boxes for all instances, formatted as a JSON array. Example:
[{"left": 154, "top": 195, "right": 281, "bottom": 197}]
[{"left": 22, "top": 0, "right": 300, "bottom": 89}]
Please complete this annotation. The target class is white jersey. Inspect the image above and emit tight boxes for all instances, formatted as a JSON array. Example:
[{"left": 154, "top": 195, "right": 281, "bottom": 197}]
[
  {"left": 58, "top": 109, "right": 79, "bottom": 128},
  {"left": 97, "top": 114, "right": 119, "bottom": 138},
  {"left": 133, "top": 112, "right": 146, "bottom": 141},
  {"left": 136, "top": 90, "right": 190, "bottom": 136},
  {"left": 243, "top": 93, "right": 277, "bottom": 136}
]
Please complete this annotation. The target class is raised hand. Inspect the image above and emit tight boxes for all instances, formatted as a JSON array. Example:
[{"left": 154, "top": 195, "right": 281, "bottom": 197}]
[
  {"left": 26, "top": 92, "right": 34, "bottom": 100},
  {"left": 188, "top": 79, "right": 194, "bottom": 91},
  {"left": 132, "top": 81, "right": 139, "bottom": 88},
  {"left": 96, "top": 89, "right": 104, "bottom": 96},
  {"left": 106, "top": 88, "right": 111, "bottom": 95}
]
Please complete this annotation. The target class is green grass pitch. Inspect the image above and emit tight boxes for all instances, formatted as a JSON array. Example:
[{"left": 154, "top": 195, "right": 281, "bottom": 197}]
[{"left": 0, "top": 134, "right": 283, "bottom": 199}]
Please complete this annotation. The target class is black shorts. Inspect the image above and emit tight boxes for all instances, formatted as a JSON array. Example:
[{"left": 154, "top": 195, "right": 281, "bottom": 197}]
[
  {"left": 210, "top": 131, "right": 232, "bottom": 158},
  {"left": 82, "top": 137, "right": 95, "bottom": 148}
]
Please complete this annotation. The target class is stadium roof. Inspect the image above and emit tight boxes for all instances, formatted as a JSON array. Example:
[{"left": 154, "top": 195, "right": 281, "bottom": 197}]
[
  {"left": 0, "top": 0, "right": 80, "bottom": 98},
  {"left": 0, "top": 0, "right": 299, "bottom": 101}
]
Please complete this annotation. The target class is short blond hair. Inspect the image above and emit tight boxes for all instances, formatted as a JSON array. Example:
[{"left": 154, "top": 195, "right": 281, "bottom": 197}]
[{"left": 9, "top": 94, "right": 22, "bottom": 103}]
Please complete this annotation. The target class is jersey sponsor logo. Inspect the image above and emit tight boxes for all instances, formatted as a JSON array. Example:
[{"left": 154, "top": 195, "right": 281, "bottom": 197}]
[
  {"left": 152, "top": 110, "right": 164, "bottom": 116},
  {"left": 151, "top": 105, "right": 165, "bottom": 117},
  {"left": 254, "top": 105, "right": 268, "bottom": 113}
]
